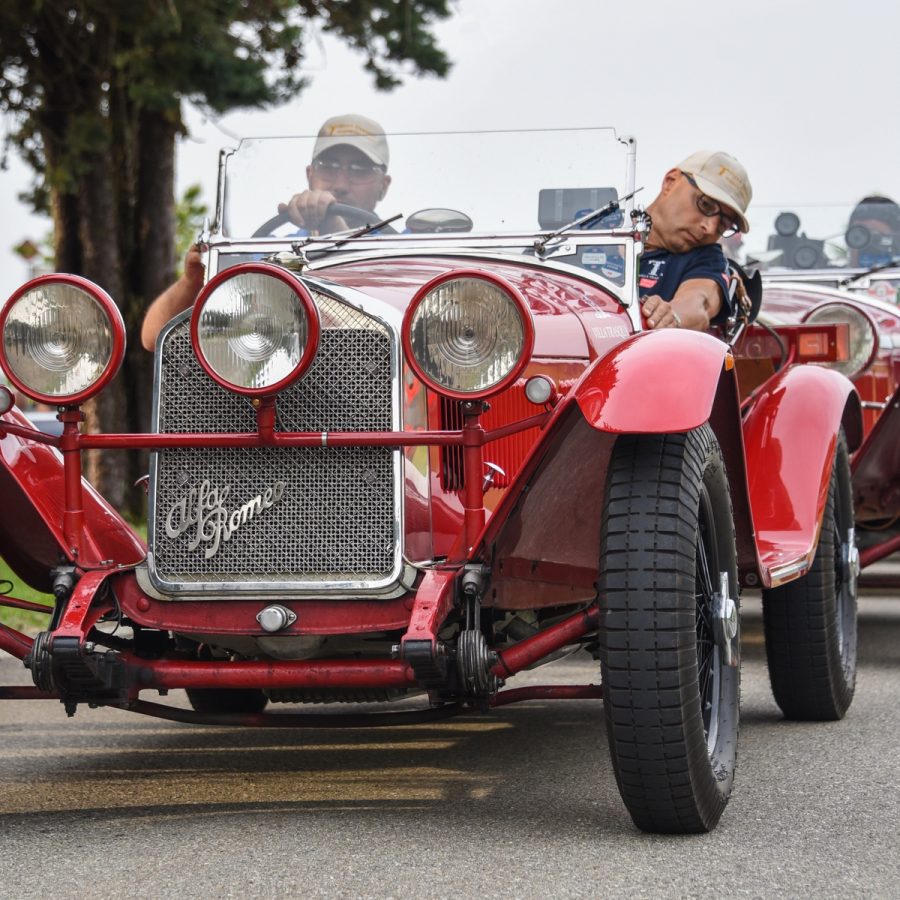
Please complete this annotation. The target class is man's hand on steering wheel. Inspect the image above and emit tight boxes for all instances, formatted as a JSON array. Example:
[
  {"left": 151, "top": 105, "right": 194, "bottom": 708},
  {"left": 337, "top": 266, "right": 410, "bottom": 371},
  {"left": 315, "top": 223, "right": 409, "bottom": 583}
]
[
  {"left": 278, "top": 189, "right": 349, "bottom": 235},
  {"left": 253, "top": 196, "right": 391, "bottom": 239}
]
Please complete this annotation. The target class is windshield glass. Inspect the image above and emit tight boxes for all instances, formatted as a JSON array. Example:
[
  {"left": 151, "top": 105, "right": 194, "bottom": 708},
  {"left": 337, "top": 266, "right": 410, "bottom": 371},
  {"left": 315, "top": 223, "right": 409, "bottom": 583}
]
[
  {"left": 219, "top": 127, "right": 634, "bottom": 238},
  {"left": 741, "top": 202, "right": 900, "bottom": 272}
]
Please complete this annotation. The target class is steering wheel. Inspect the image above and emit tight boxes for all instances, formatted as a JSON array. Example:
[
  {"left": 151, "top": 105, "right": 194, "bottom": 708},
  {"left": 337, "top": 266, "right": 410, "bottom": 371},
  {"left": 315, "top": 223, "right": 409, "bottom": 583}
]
[{"left": 251, "top": 203, "right": 395, "bottom": 238}]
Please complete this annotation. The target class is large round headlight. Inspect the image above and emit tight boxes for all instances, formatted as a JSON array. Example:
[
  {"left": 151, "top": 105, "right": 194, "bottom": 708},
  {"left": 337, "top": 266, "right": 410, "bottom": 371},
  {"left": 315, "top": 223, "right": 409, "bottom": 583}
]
[
  {"left": 803, "top": 301, "right": 878, "bottom": 378},
  {"left": 0, "top": 274, "right": 125, "bottom": 405},
  {"left": 192, "top": 263, "right": 320, "bottom": 396},
  {"left": 403, "top": 271, "right": 534, "bottom": 399}
]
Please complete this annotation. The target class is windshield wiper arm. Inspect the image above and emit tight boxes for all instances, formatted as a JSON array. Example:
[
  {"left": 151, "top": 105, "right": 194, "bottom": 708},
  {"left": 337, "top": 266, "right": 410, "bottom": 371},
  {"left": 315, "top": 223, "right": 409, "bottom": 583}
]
[
  {"left": 290, "top": 213, "right": 403, "bottom": 255},
  {"left": 839, "top": 255, "right": 900, "bottom": 287},
  {"left": 534, "top": 187, "right": 643, "bottom": 256}
]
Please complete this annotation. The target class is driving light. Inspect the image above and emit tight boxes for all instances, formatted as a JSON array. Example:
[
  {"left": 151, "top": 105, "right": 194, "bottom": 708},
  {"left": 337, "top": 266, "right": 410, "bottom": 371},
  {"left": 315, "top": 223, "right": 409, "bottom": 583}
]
[
  {"left": 0, "top": 274, "right": 125, "bottom": 405},
  {"left": 192, "top": 263, "right": 320, "bottom": 396},
  {"left": 524, "top": 375, "right": 558, "bottom": 405},
  {"left": 803, "top": 302, "right": 877, "bottom": 378},
  {"left": 403, "top": 271, "right": 533, "bottom": 399}
]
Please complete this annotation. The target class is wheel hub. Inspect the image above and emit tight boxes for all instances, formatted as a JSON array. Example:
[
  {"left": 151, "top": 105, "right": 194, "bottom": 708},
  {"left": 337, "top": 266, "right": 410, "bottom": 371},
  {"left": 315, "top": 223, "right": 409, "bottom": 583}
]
[
  {"left": 712, "top": 571, "right": 739, "bottom": 668},
  {"left": 841, "top": 527, "right": 860, "bottom": 597}
]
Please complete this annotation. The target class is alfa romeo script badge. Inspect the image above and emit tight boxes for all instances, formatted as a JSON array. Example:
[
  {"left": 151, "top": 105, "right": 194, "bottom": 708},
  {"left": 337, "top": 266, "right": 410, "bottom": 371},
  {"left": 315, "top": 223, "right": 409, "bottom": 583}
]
[{"left": 165, "top": 479, "right": 286, "bottom": 559}]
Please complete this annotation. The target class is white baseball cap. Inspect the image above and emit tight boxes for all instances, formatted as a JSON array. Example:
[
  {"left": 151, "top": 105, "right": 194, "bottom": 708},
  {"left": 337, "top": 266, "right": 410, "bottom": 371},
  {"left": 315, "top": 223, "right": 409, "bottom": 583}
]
[
  {"left": 312, "top": 114, "right": 389, "bottom": 168},
  {"left": 677, "top": 150, "right": 752, "bottom": 233}
]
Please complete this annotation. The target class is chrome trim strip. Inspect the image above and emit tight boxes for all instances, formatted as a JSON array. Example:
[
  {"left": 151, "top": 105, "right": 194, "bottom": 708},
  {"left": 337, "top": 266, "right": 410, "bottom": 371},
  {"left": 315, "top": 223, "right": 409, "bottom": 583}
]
[{"left": 767, "top": 555, "right": 811, "bottom": 586}]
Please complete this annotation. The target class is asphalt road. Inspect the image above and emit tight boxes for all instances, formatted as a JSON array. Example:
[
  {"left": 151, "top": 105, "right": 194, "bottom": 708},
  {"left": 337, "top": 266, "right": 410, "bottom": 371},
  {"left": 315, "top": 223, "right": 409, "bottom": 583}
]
[{"left": 1, "top": 591, "right": 898, "bottom": 899}]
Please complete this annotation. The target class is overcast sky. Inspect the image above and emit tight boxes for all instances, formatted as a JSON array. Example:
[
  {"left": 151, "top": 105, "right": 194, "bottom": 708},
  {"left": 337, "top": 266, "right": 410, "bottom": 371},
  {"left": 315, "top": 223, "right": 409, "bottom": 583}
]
[{"left": 1, "top": 0, "right": 897, "bottom": 299}]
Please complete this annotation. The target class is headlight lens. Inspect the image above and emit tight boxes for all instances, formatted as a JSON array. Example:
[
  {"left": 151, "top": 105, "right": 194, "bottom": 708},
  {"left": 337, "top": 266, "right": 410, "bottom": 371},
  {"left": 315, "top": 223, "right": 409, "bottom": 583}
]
[
  {"left": 0, "top": 276, "right": 124, "bottom": 404},
  {"left": 803, "top": 302, "right": 878, "bottom": 378},
  {"left": 193, "top": 265, "right": 319, "bottom": 395},
  {"left": 404, "top": 272, "right": 533, "bottom": 398}
]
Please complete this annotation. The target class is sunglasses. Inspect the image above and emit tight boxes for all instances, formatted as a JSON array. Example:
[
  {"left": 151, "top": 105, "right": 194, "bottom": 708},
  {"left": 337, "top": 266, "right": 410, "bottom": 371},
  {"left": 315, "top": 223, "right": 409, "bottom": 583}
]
[
  {"left": 682, "top": 172, "right": 740, "bottom": 238},
  {"left": 311, "top": 158, "right": 386, "bottom": 184}
]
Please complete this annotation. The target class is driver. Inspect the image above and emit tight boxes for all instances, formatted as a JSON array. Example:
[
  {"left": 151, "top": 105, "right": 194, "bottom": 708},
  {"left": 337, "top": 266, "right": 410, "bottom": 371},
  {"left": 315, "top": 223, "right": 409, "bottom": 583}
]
[
  {"left": 845, "top": 195, "right": 900, "bottom": 267},
  {"left": 639, "top": 150, "right": 752, "bottom": 331},
  {"left": 140, "top": 114, "right": 391, "bottom": 351},
  {"left": 279, "top": 113, "right": 391, "bottom": 235}
]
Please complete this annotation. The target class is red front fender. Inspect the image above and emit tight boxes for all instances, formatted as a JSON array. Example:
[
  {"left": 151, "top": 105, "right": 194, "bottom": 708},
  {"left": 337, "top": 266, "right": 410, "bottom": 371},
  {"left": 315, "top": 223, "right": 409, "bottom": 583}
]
[
  {"left": 0, "top": 409, "right": 145, "bottom": 589},
  {"left": 742, "top": 365, "right": 861, "bottom": 586},
  {"left": 575, "top": 329, "right": 732, "bottom": 433}
]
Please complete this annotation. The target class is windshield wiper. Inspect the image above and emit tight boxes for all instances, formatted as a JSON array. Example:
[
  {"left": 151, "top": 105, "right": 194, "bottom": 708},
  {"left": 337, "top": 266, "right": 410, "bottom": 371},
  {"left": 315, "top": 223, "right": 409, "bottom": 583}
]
[
  {"left": 533, "top": 187, "right": 643, "bottom": 257},
  {"left": 289, "top": 213, "right": 403, "bottom": 255},
  {"left": 839, "top": 255, "right": 900, "bottom": 287}
]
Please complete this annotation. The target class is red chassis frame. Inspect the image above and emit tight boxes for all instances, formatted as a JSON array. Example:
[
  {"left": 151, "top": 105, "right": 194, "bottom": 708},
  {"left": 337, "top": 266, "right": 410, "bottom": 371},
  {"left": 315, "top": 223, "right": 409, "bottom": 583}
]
[
  {"left": 0, "top": 394, "right": 604, "bottom": 723},
  {"left": 0, "top": 328, "right": 860, "bottom": 725}
]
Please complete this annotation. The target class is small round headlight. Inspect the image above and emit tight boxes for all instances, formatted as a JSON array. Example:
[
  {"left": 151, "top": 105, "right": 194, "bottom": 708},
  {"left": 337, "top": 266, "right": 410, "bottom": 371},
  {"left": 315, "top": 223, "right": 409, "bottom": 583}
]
[
  {"left": 403, "top": 271, "right": 534, "bottom": 399},
  {"left": 803, "top": 301, "right": 878, "bottom": 379},
  {"left": 192, "top": 263, "right": 320, "bottom": 396},
  {"left": 0, "top": 274, "right": 125, "bottom": 405}
]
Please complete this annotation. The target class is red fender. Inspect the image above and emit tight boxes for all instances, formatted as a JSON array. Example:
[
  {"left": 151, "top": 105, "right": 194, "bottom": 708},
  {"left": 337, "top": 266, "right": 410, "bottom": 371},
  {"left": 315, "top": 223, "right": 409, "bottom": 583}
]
[
  {"left": 742, "top": 365, "right": 861, "bottom": 587},
  {"left": 575, "top": 329, "right": 732, "bottom": 433},
  {"left": 0, "top": 409, "right": 145, "bottom": 590}
]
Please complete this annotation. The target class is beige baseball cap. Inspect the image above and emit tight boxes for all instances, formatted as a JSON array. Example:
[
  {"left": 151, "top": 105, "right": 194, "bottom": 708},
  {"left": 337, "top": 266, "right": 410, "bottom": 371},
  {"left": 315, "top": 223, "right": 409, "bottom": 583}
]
[
  {"left": 677, "top": 150, "right": 752, "bottom": 233},
  {"left": 312, "top": 113, "right": 389, "bottom": 168}
]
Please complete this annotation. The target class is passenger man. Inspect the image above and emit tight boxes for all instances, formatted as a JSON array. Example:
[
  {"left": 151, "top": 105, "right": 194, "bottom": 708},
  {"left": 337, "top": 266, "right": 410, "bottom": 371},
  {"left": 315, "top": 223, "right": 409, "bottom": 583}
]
[
  {"left": 639, "top": 150, "right": 752, "bottom": 331},
  {"left": 141, "top": 114, "right": 391, "bottom": 351}
]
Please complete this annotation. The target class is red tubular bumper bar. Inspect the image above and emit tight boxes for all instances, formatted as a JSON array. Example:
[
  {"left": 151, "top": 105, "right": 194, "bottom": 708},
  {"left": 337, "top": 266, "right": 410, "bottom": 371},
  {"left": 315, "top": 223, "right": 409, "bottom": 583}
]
[
  {"left": 128, "top": 657, "right": 416, "bottom": 691},
  {"left": 492, "top": 603, "right": 600, "bottom": 679}
]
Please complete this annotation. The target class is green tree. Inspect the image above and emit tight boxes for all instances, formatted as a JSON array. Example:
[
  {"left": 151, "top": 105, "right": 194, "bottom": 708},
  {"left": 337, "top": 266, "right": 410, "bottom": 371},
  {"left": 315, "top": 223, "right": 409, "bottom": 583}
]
[{"left": 0, "top": 0, "right": 451, "bottom": 512}]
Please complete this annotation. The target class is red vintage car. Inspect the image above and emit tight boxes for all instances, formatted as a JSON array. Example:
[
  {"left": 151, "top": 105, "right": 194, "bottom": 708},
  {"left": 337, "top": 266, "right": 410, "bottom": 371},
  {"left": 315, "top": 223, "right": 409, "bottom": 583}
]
[
  {"left": 0, "top": 129, "right": 862, "bottom": 834},
  {"left": 749, "top": 279, "right": 900, "bottom": 573}
]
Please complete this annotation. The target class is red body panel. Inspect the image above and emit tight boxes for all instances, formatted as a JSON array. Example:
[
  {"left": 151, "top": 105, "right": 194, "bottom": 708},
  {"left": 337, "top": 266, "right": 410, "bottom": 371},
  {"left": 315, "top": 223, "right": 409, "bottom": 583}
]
[
  {"left": 575, "top": 329, "right": 731, "bottom": 433},
  {"left": 0, "top": 408, "right": 145, "bottom": 586},
  {"left": 850, "top": 383, "right": 900, "bottom": 521},
  {"left": 742, "top": 365, "right": 860, "bottom": 584}
]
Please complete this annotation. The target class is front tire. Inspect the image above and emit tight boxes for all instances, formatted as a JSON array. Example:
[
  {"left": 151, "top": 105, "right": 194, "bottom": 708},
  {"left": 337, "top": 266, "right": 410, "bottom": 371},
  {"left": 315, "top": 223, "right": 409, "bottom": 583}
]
[
  {"left": 761, "top": 429, "right": 857, "bottom": 720},
  {"left": 599, "top": 426, "right": 740, "bottom": 834}
]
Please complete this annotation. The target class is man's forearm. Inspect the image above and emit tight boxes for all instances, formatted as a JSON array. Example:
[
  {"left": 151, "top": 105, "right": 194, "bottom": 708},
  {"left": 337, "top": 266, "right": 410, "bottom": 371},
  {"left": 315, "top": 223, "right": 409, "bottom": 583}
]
[
  {"left": 140, "top": 275, "right": 201, "bottom": 351},
  {"left": 670, "top": 278, "right": 723, "bottom": 331}
]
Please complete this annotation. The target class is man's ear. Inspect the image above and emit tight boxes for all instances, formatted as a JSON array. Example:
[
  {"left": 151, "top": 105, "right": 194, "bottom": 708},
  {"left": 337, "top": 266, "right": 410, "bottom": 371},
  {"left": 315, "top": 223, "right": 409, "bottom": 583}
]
[
  {"left": 659, "top": 168, "right": 680, "bottom": 196},
  {"left": 379, "top": 175, "right": 392, "bottom": 201}
]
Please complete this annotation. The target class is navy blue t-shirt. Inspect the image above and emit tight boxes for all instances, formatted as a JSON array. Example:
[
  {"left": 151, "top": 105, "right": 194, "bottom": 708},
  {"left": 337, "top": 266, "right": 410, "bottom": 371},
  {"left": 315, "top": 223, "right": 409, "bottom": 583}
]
[{"left": 639, "top": 244, "right": 732, "bottom": 324}]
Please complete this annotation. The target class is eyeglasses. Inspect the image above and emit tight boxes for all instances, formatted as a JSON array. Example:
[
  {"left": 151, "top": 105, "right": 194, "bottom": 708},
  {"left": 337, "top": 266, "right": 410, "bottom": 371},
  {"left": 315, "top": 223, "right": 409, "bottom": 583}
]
[
  {"left": 681, "top": 171, "right": 740, "bottom": 238},
  {"left": 311, "top": 158, "right": 386, "bottom": 184}
]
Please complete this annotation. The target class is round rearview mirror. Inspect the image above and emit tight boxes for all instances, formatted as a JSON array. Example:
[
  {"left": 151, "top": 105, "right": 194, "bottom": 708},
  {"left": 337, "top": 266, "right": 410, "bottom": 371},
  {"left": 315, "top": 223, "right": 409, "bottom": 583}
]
[{"left": 405, "top": 208, "right": 474, "bottom": 234}]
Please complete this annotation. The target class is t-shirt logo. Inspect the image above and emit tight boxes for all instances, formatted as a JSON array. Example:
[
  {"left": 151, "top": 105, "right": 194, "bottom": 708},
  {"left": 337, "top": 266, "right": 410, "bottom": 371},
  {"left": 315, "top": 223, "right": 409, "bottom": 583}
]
[{"left": 639, "top": 257, "right": 665, "bottom": 289}]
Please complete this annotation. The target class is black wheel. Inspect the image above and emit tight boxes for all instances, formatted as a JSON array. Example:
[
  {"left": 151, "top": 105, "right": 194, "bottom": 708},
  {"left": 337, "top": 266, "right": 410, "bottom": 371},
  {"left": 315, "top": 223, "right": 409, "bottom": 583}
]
[
  {"left": 599, "top": 426, "right": 740, "bottom": 834},
  {"left": 761, "top": 428, "right": 857, "bottom": 720},
  {"left": 186, "top": 688, "right": 268, "bottom": 715}
]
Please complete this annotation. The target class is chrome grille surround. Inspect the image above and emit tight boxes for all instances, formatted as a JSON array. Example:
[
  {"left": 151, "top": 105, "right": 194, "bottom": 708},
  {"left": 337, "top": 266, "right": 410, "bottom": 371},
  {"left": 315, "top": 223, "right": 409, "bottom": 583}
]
[{"left": 147, "top": 284, "right": 403, "bottom": 598}]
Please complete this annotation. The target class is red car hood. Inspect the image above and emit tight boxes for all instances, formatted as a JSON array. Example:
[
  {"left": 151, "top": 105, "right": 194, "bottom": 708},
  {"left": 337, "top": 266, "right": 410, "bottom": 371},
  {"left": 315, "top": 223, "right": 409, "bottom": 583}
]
[{"left": 309, "top": 255, "right": 631, "bottom": 359}]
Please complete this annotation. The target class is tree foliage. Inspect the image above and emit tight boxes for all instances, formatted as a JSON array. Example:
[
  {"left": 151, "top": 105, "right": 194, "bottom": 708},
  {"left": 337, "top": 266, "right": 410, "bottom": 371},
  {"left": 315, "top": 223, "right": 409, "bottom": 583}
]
[{"left": 0, "top": 0, "right": 452, "bottom": 511}]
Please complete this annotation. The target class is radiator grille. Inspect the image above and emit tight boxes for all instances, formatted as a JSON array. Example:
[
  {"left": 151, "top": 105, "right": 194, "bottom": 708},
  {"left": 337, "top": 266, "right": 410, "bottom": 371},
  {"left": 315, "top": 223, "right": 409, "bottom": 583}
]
[{"left": 149, "top": 292, "right": 399, "bottom": 593}]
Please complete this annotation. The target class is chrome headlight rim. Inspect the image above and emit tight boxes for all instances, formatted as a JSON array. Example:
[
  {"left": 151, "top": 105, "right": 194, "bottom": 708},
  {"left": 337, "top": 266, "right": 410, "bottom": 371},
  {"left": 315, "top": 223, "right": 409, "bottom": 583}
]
[
  {"left": 190, "top": 262, "right": 321, "bottom": 398},
  {"left": 802, "top": 300, "right": 879, "bottom": 379},
  {"left": 402, "top": 269, "right": 535, "bottom": 400},
  {"left": 0, "top": 273, "right": 126, "bottom": 406}
]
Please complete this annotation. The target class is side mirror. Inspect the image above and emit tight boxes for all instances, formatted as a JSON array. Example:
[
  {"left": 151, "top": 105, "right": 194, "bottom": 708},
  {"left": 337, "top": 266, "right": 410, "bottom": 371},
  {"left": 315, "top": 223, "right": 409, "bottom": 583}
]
[{"left": 405, "top": 208, "right": 473, "bottom": 234}]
